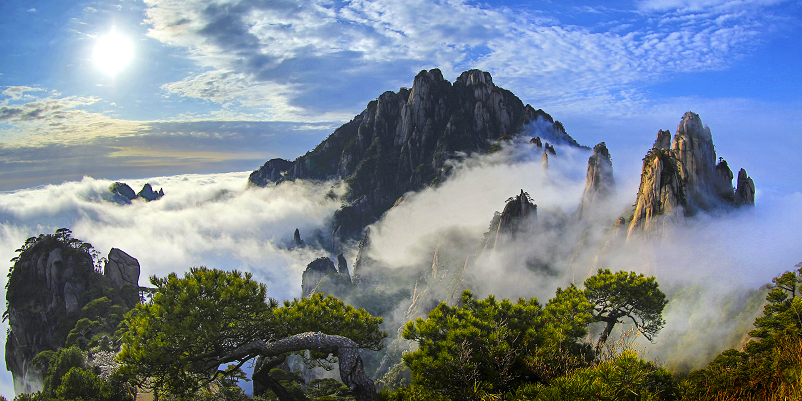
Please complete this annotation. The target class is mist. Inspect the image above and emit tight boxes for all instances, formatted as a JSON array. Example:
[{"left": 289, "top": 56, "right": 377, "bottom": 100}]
[
  {"left": 0, "top": 135, "right": 800, "bottom": 397},
  {"left": 356, "top": 137, "right": 802, "bottom": 372}
]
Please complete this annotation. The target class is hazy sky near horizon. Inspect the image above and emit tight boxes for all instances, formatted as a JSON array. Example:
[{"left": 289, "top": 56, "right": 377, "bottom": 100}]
[{"left": 0, "top": 0, "right": 800, "bottom": 194}]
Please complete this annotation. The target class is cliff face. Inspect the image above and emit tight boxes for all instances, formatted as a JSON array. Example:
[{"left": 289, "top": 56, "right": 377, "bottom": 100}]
[
  {"left": 575, "top": 142, "right": 615, "bottom": 221},
  {"left": 628, "top": 112, "right": 755, "bottom": 239},
  {"left": 5, "top": 232, "right": 140, "bottom": 395},
  {"left": 249, "top": 69, "right": 582, "bottom": 240}
]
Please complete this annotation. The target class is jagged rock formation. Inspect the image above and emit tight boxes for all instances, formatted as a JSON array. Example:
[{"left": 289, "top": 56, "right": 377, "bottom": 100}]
[
  {"left": 480, "top": 190, "right": 538, "bottom": 252},
  {"left": 104, "top": 248, "right": 140, "bottom": 290},
  {"left": 735, "top": 168, "right": 756, "bottom": 206},
  {"left": 292, "top": 228, "right": 306, "bottom": 248},
  {"left": 137, "top": 183, "right": 164, "bottom": 201},
  {"left": 541, "top": 151, "right": 549, "bottom": 170},
  {"left": 301, "top": 257, "right": 338, "bottom": 298},
  {"left": 337, "top": 253, "right": 351, "bottom": 281},
  {"left": 544, "top": 142, "right": 556, "bottom": 156},
  {"left": 249, "top": 158, "right": 295, "bottom": 187},
  {"left": 109, "top": 182, "right": 164, "bottom": 204},
  {"left": 575, "top": 142, "right": 615, "bottom": 221},
  {"left": 248, "top": 69, "right": 583, "bottom": 242},
  {"left": 628, "top": 112, "right": 755, "bottom": 239},
  {"left": 5, "top": 232, "right": 140, "bottom": 395},
  {"left": 530, "top": 136, "right": 543, "bottom": 147}
]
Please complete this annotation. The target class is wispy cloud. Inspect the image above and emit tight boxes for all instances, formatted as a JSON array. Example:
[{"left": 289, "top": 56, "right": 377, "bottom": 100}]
[{"left": 142, "top": 0, "right": 787, "bottom": 118}]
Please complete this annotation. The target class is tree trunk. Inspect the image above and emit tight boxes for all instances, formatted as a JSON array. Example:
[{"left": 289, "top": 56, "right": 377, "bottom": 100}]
[
  {"left": 253, "top": 355, "right": 298, "bottom": 401},
  {"left": 595, "top": 319, "right": 617, "bottom": 355},
  {"left": 224, "top": 332, "right": 377, "bottom": 401}
]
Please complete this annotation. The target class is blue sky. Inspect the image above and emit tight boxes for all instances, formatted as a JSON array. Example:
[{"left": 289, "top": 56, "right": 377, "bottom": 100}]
[{"left": 1, "top": 0, "right": 801, "bottom": 195}]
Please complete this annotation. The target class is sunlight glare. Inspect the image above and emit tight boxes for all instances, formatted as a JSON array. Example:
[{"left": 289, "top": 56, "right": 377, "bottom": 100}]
[{"left": 93, "top": 29, "right": 134, "bottom": 77}]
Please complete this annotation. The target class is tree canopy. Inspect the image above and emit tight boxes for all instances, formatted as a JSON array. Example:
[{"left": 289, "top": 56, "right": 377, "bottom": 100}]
[
  {"left": 583, "top": 269, "right": 668, "bottom": 352},
  {"left": 118, "top": 266, "right": 386, "bottom": 400},
  {"left": 401, "top": 287, "right": 594, "bottom": 400}
]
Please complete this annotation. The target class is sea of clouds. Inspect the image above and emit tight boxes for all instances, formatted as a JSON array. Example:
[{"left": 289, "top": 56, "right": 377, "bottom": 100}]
[{"left": 0, "top": 138, "right": 800, "bottom": 397}]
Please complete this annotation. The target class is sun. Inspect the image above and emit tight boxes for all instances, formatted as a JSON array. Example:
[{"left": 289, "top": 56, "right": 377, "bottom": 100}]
[{"left": 93, "top": 28, "right": 134, "bottom": 77}]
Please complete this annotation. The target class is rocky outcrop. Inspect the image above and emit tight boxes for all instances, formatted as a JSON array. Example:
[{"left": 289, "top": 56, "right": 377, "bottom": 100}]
[
  {"left": 5, "top": 231, "right": 140, "bottom": 395},
  {"left": 137, "top": 183, "right": 164, "bottom": 201},
  {"left": 481, "top": 190, "right": 537, "bottom": 252},
  {"left": 249, "top": 158, "right": 295, "bottom": 187},
  {"left": 109, "top": 182, "right": 164, "bottom": 204},
  {"left": 292, "top": 229, "right": 306, "bottom": 248},
  {"left": 301, "top": 257, "right": 339, "bottom": 298},
  {"left": 249, "top": 69, "right": 583, "bottom": 242},
  {"left": 628, "top": 112, "right": 755, "bottom": 239},
  {"left": 337, "top": 253, "right": 350, "bottom": 281},
  {"left": 104, "top": 248, "right": 140, "bottom": 290},
  {"left": 735, "top": 168, "right": 756, "bottom": 206},
  {"left": 575, "top": 142, "right": 615, "bottom": 221}
]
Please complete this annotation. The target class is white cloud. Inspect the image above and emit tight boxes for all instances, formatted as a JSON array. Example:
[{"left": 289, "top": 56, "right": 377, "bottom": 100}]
[
  {"left": 0, "top": 89, "right": 146, "bottom": 147},
  {"left": 141, "top": 0, "right": 782, "bottom": 118}
]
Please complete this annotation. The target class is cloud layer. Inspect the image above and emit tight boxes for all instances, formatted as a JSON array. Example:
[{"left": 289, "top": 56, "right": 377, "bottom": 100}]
[{"left": 143, "top": 0, "right": 791, "bottom": 117}]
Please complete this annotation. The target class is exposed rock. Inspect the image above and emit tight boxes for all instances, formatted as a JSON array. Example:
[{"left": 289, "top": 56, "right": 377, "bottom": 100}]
[
  {"left": 541, "top": 152, "right": 549, "bottom": 170},
  {"left": 249, "top": 69, "right": 583, "bottom": 243},
  {"left": 530, "top": 136, "right": 543, "bottom": 147},
  {"left": 5, "top": 232, "right": 140, "bottom": 395},
  {"left": 653, "top": 129, "right": 671, "bottom": 150},
  {"left": 627, "top": 112, "right": 756, "bottom": 239},
  {"left": 109, "top": 182, "right": 164, "bottom": 204},
  {"left": 492, "top": 189, "right": 537, "bottom": 251},
  {"left": 301, "top": 257, "right": 338, "bottom": 298},
  {"left": 248, "top": 158, "right": 295, "bottom": 187},
  {"left": 627, "top": 148, "right": 687, "bottom": 238},
  {"left": 735, "top": 168, "right": 755, "bottom": 206},
  {"left": 109, "top": 182, "right": 136, "bottom": 204},
  {"left": 352, "top": 229, "right": 374, "bottom": 285},
  {"left": 137, "top": 183, "right": 164, "bottom": 201},
  {"left": 545, "top": 142, "right": 556, "bottom": 156},
  {"left": 337, "top": 253, "right": 351, "bottom": 281},
  {"left": 292, "top": 228, "right": 306, "bottom": 248},
  {"left": 575, "top": 142, "right": 615, "bottom": 221},
  {"left": 104, "top": 248, "right": 141, "bottom": 290}
]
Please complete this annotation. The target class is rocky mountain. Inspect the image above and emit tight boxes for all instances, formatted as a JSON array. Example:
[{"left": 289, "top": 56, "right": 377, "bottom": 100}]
[
  {"left": 574, "top": 142, "right": 615, "bottom": 221},
  {"left": 627, "top": 112, "right": 755, "bottom": 239},
  {"left": 109, "top": 182, "right": 164, "bottom": 204},
  {"left": 4, "top": 230, "right": 140, "bottom": 394},
  {"left": 249, "top": 69, "right": 584, "bottom": 241}
]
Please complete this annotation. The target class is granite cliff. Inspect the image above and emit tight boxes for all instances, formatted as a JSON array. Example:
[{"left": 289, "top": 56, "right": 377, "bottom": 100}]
[
  {"left": 4, "top": 230, "right": 140, "bottom": 395},
  {"left": 574, "top": 142, "right": 615, "bottom": 221},
  {"left": 249, "top": 69, "right": 583, "bottom": 241},
  {"left": 628, "top": 112, "right": 755, "bottom": 239}
]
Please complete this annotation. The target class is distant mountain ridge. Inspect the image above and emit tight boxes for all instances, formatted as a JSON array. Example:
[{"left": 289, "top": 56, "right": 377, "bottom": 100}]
[{"left": 249, "top": 69, "right": 585, "bottom": 241}]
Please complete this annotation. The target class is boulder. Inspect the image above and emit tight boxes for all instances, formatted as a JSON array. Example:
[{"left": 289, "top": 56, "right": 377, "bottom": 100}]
[{"left": 104, "top": 248, "right": 141, "bottom": 289}]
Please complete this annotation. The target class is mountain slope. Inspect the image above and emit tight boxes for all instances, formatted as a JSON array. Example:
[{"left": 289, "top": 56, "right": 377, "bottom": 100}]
[{"left": 249, "top": 69, "right": 584, "bottom": 241}]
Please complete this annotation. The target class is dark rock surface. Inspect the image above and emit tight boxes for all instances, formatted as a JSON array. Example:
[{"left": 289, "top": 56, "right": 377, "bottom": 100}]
[
  {"left": 575, "top": 142, "right": 615, "bottom": 221},
  {"left": 628, "top": 112, "right": 756, "bottom": 239},
  {"left": 249, "top": 69, "right": 583, "bottom": 242},
  {"left": 5, "top": 234, "right": 140, "bottom": 395}
]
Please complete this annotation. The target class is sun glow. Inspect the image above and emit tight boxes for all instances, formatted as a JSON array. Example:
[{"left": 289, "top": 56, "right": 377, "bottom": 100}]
[{"left": 93, "top": 29, "right": 134, "bottom": 77}]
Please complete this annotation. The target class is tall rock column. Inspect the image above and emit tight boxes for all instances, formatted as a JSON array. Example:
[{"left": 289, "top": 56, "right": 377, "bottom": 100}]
[{"left": 575, "top": 142, "right": 615, "bottom": 221}]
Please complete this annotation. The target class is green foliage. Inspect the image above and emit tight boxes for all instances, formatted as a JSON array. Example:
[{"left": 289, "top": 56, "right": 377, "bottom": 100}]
[
  {"left": 402, "top": 289, "right": 592, "bottom": 400},
  {"left": 274, "top": 293, "right": 385, "bottom": 352},
  {"left": 584, "top": 269, "right": 668, "bottom": 350},
  {"left": 679, "top": 263, "right": 802, "bottom": 401},
  {"left": 43, "top": 346, "right": 86, "bottom": 393},
  {"left": 119, "top": 266, "right": 275, "bottom": 396},
  {"left": 306, "top": 378, "right": 354, "bottom": 400},
  {"left": 746, "top": 263, "right": 802, "bottom": 355},
  {"left": 532, "top": 350, "right": 677, "bottom": 401},
  {"left": 54, "top": 367, "right": 129, "bottom": 401},
  {"left": 119, "top": 267, "right": 385, "bottom": 398}
]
